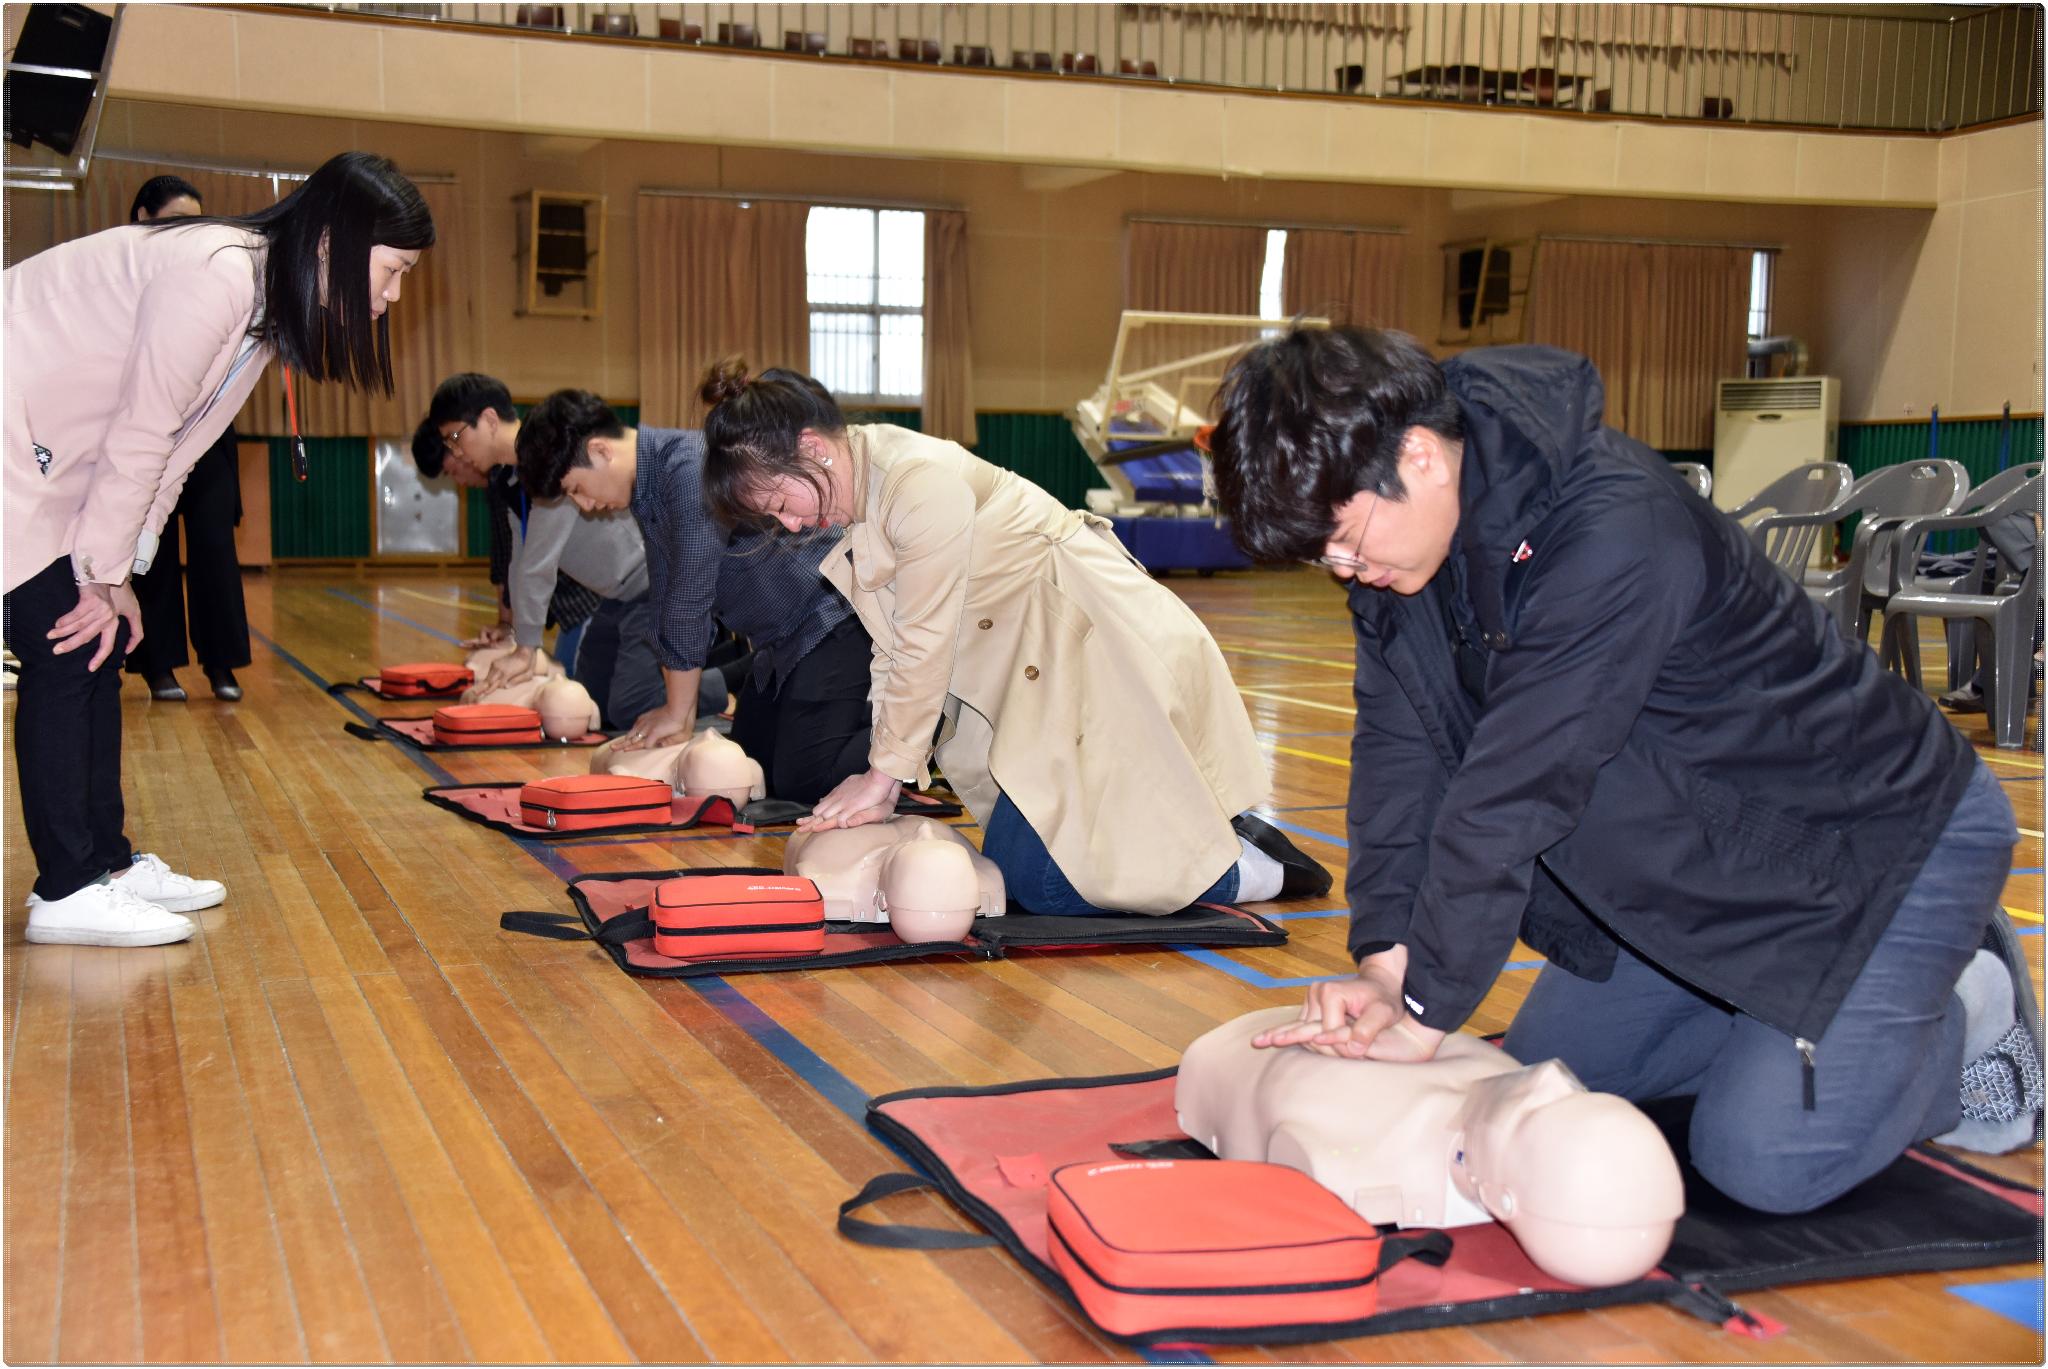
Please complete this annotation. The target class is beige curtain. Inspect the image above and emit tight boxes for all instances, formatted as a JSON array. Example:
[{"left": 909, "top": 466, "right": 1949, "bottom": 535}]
[
  {"left": 1122, "top": 220, "right": 1268, "bottom": 383},
  {"left": 637, "top": 194, "right": 809, "bottom": 429},
  {"left": 1282, "top": 229, "right": 1405, "bottom": 330},
  {"left": 1529, "top": 239, "right": 1750, "bottom": 449},
  {"left": 921, "top": 210, "right": 976, "bottom": 447},
  {"left": 4, "top": 160, "right": 469, "bottom": 436}
]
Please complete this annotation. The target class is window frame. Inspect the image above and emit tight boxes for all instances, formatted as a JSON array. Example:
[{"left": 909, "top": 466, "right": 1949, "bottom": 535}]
[{"left": 806, "top": 206, "right": 926, "bottom": 406}]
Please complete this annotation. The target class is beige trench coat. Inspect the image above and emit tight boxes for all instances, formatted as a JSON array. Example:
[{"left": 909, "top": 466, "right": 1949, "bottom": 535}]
[{"left": 818, "top": 424, "right": 1268, "bottom": 914}]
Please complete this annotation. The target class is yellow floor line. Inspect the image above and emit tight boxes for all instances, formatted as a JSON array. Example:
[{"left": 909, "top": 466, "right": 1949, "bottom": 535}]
[
  {"left": 2021, "top": 828, "right": 2045, "bottom": 840},
  {"left": 1217, "top": 645, "right": 1354, "bottom": 671},
  {"left": 2005, "top": 905, "right": 2043, "bottom": 924},
  {"left": 394, "top": 587, "right": 494, "bottom": 616},
  {"left": 1981, "top": 753, "right": 2046, "bottom": 773},
  {"left": 1265, "top": 743, "right": 1350, "bottom": 768},
  {"left": 1237, "top": 686, "right": 1357, "bottom": 717}
]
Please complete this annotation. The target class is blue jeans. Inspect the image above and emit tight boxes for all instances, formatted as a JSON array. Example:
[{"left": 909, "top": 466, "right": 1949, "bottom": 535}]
[
  {"left": 552, "top": 617, "right": 587, "bottom": 675},
  {"left": 980, "top": 792, "right": 1239, "bottom": 915},
  {"left": 1502, "top": 761, "right": 2018, "bottom": 1214}
]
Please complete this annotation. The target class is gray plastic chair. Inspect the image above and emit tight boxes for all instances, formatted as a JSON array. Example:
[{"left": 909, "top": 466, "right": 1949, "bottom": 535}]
[
  {"left": 1731, "top": 462, "right": 1856, "bottom": 581},
  {"left": 1670, "top": 462, "right": 1712, "bottom": 500},
  {"left": 1881, "top": 469, "right": 2043, "bottom": 748},
  {"left": 1797, "top": 459, "right": 1971, "bottom": 642},
  {"left": 1910, "top": 462, "right": 2046, "bottom": 688}
]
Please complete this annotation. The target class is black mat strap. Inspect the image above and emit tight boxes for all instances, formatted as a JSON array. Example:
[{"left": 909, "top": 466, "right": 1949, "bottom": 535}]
[
  {"left": 498, "top": 911, "right": 592, "bottom": 941},
  {"left": 1379, "top": 1230, "right": 1453, "bottom": 1273},
  {"left": 343, "top": 721, "right": 385, "bottom": 742},
  {"left": 838, "top": 1172, "right": 1002, "bottom": 1250}
]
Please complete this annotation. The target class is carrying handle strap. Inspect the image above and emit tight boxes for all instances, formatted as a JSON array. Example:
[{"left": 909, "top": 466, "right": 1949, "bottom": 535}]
[
  {"left": 498, "top": 911, "right": 591, "bottom": 942},
  {"left": 343, "top": 722, "right": 385, "bottom": 742},
  {"left": 837, "top": 1172, "right": 1000, "bottom": 1250},
  {"left": 1377, "top": 1229, "right": 1454, "bottom": 1273}
]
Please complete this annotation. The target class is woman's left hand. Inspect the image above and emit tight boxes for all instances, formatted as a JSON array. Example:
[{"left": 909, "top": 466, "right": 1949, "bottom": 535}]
[{"left": 797, "top": 768, "right": 901, "bottom": 831}]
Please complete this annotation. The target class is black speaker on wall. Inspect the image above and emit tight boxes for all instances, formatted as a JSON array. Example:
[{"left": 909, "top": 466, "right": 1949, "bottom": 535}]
[{"left": 5, "top": 3, "right": 114, "bottom": 156}]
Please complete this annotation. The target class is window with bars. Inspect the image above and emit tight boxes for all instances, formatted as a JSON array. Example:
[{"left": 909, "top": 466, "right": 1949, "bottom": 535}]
[{"left": 806, "top": 206, "right": 925, "bottom": 404}]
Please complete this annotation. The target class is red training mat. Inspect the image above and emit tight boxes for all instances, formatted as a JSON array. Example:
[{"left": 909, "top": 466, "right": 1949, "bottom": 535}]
[{"left": 378, "top": 716, "right": 606, "bottom": 748}]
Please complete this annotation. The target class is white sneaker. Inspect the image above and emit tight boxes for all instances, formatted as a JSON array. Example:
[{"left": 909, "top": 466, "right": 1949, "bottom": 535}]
[
  {"left": 25, "top": 879, "right": 194, "bottom": 947},
  {"left": 116, "top": 853, "right": 226, "bottom": 914}
]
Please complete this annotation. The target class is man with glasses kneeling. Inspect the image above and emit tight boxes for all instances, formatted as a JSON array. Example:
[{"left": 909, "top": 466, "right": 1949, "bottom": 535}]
[{"left": 1204, "top": 326, "right": 2034, "bottom": 1217}]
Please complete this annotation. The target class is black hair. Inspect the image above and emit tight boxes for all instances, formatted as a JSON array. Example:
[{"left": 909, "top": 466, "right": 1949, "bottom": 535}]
[
  {"left": 517, "top": 389, "right": 625, "bottom": 499},
  {"left": 129, "top": 174, "right": 202, "bottom": 222},
  {"left": 1207, "top": 325, "right": 1464, "bottom": 564},
  {"left": 698, "top": 356, "right": 846, "bottom": 529},
  {"left": 410, "top": 415, "right": 448, "bottom": 480},
  {"left": 141, "top": 150, "right": 435, "bottom": 394},
  {"left": 428, "top": 372, "right": 516, "bottom": 429}
]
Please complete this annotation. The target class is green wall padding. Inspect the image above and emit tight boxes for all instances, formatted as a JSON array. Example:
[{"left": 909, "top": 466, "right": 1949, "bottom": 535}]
[
  {"left": 464, "top": 487, "right": 494, "bottom": 557},
  {"left": 1837, "top": 415, "right": 2043, "bottom": 554},
  {"left": 268, "top": 437, "right": 371, "bottom": 557},
  {"left": 839, "top": 409, "right": 1108, "bottom": 511}
]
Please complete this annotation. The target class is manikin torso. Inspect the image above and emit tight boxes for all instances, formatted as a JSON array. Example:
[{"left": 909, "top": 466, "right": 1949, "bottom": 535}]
[
  {"left": 784, "top": 816, "right": 1006, "bottom": 936},
  {"left": 1174, "top": 1006, "right": 1684, "bottom": 1287}
]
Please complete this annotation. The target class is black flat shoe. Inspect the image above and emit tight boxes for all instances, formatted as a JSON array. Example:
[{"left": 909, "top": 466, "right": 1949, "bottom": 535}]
[
  {"left": 205, "top": 668, "right": 242, "bottom": 702},
  {"left": 1231, "top": 812, "right": 1333, "bottom": 899},
  {"left": 147, "top": 672, "right": 187, "bottom": 702}
]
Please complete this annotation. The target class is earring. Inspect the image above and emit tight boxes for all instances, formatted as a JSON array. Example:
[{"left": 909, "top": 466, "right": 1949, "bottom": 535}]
[{"left": 821, "top": 454, "right": 833, "bottom": 467}]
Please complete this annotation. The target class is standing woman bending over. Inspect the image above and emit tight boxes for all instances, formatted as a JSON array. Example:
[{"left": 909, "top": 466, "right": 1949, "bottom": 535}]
[
  {"left": 698, "top": 360, "right": 1329, "bottom": 916},
  {"left": 4, "top": 151, "right": 434, "bottom": 947}
]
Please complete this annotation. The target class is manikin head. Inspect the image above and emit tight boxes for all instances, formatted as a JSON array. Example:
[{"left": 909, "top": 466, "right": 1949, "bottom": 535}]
[
  {"left": 878, "top": 839, "right": 981, "bottom": 943},
  {"left": 1449, "top": 1060, "right": 1684, "bottom": 1287},
  {"left": 676, "top": 731, "right": 765, "bottom": 805},
  {"left": 784, "top": 816, "right": 1005, "bottom": 926},
  {"left": 536, "top": 677, "right": 599, "bottom": 741}
]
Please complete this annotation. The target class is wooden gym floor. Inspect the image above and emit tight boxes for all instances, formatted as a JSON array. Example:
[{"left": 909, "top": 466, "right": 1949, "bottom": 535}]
[{"left": 3, "top": 564, "right": 2042, "bottom": 1365}]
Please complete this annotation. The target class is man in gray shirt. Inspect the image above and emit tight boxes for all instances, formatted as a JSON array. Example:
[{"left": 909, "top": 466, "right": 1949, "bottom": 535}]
[{"left": 417, "top": 374, "right": 675, "bottom": 729}]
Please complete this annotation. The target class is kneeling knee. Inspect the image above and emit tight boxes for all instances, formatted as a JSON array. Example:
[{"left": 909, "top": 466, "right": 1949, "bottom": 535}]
[{"left": 1688, "top": 1115, "right": 1866, "bottom": 1215}]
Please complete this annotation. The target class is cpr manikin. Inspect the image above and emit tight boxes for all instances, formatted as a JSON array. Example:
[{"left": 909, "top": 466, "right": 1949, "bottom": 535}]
[
  {"left": 1175, "top": 1007, "right": 1684, "bottom": 1288},
  {"left": 536, "top": 678, "right": 600, "bottom": 740},
  {"left": 588, "top": 730, "right": 766, "bottom": 807},
  {"left": 784, "top": 815, "right": 1006, "bottom": 942}
]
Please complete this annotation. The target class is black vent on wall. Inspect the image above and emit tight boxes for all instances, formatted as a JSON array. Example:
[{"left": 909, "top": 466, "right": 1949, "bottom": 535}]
[{"left": 536, "top": 199, "right": 590, "bottom": 296}]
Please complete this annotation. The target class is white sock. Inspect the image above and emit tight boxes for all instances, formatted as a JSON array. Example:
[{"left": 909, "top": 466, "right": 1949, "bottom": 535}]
[{"left": 1233, "top": 836, "right": 1286, "bottom": 903}]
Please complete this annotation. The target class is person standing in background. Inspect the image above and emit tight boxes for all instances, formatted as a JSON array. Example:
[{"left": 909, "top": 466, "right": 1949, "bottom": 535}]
[{"left": 120, "top": 175, "right": 253, "bottom": 703}]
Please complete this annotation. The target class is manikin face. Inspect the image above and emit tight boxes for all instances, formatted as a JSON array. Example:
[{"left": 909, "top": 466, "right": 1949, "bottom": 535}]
[
  {"left": 746, "top": 431, "right": 854, "bottom": 533},
  {"left": 560, "top": 437, "right": 636, "bottom": 514},
  {"left": 1317, "top": 429, "right": 1464, "bottom": 595}
]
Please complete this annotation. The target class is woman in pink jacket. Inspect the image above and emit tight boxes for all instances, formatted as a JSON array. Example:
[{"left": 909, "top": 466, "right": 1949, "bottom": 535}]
[{"left": 3, "top": 151, "right": 434, "bottom": 948}]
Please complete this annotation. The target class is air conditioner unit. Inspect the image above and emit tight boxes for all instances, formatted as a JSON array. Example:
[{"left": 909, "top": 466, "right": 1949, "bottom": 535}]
[{"left": 1711, "top": 376, "right": 1840, "bottom": 513}]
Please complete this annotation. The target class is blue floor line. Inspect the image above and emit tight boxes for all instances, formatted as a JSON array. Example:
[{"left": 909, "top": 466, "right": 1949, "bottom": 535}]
[
  {"left": 1946, "top": 1277, "right": 2043, "bottom": 1331},
  {"left": 1999, "top": 774, "right": 2043, "bottom": 784},
  {"left": 324, "top": 587, "right": 467, "bottom": 646},
  {"left": 1255, "top": 814, "right": 1347, "bottom": 849},
  {"left": 2015, "top": 868, "right": 2044, "bottom": 876}
]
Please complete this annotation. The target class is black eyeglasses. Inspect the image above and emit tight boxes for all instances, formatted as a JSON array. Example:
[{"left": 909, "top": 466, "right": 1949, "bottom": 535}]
[
  {"left": 1306, "top": 494, "right": 1379, "bottom": 571},
  {"left": 440, "top": 421, "right": 471, "bottom": 452}
]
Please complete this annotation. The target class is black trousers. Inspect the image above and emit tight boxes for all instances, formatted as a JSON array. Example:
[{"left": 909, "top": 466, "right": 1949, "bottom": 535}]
[
  {"left": 125, "top": 431, "right": 251, "bottom": 678},
  {"left": 4, "top": 557, "right": 134, "bottom": 901},
  {"left": 729, "top": 616, "right": 875, "bottom": 805}
]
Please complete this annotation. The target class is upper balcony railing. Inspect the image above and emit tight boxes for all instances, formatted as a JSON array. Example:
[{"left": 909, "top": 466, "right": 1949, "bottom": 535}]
[{"left": 308, "top": 2, "right": 2043, "bottom": 132}]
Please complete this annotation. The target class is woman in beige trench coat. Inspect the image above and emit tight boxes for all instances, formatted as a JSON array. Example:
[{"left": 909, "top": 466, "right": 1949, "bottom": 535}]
[{"left": 697, "top": 362, "right": 1329, "bottom": 916}]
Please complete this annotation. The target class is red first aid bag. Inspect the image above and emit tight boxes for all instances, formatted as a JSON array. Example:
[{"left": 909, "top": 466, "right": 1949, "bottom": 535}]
[
  {"left": 379, "top": 662, "right": 473, "bottom": 696},
  {"left": 432, "top": 703, "right": 543, "bottom": 746},
  {"left": 1046, "top": 1158, "right": 1434, "bottom": 1339},
  {"left": 518, "top": 774, "right": 673, "bottom": 831},
  {"left": 649, "top": 873, "right": 826, "bottom": 959}
]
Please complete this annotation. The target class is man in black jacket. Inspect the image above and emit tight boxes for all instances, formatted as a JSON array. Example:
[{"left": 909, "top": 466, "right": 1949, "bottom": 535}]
[{"left": 1207, "top": 326, "right": 2033, "bottom": 1214}]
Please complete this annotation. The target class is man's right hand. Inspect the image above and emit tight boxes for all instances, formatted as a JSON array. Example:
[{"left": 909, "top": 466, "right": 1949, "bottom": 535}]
[
  {"left": 1250, "top": 946, "right": 1444, "bottom": 1062},
  {"left": 460, "top": 623, "right": 512, "bottom": 650},
  {"left": 616, "top": 703, "right": 695, "bottom": 752}
]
